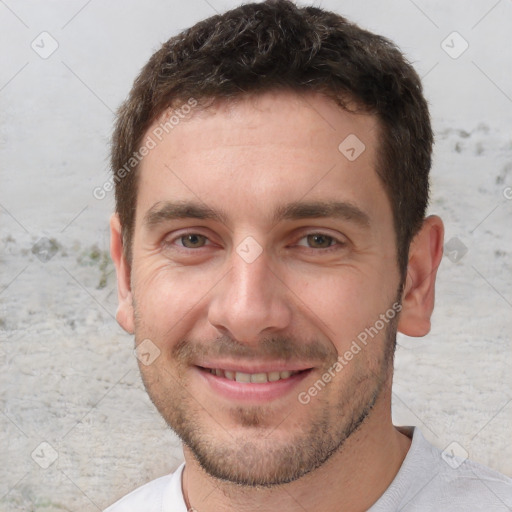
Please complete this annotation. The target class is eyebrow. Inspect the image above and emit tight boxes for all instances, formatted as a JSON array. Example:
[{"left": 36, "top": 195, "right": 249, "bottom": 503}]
[
  {"left": 143, "top": 199, "right": 371, "bottom": 229},
  {"left": 144, "top": 201, "right": 230, "bottom": 227},
  {"left": 272, "top": 200, "right": 370, "bottom": 227}
]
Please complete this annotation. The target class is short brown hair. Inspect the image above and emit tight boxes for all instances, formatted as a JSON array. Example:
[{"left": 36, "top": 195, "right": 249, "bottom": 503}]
[{"left": 111, "top": 0, "right": 432, "bottom": 281}]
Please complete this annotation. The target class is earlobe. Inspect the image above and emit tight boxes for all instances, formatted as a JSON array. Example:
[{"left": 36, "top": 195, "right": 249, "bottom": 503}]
[
  {"left": 110, "top": 213, "right": 135, "bottom": 334},
  {"left": 397, "top": 215, "right": 444, "bottom": 337}
]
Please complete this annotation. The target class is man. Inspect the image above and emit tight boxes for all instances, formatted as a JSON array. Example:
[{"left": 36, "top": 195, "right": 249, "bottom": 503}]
[{"left": 105, "top": 1, "right": 512, "bottom": 510}]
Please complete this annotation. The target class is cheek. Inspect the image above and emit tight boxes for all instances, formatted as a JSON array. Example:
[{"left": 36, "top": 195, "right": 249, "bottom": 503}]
[
  {"left": 131, "top": 252, "right": 398, "bottom": 354},
  {"left": 132, "top": 262, "right": 217, "bottom": 334},
  {"left": 292, "top": 266, "right": 393, "bottom": 341}
]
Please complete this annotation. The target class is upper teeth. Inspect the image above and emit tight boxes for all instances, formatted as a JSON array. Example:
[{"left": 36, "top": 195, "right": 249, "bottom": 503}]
[{"left": 209, "top": 368, "right": 299, "bottom": 383}]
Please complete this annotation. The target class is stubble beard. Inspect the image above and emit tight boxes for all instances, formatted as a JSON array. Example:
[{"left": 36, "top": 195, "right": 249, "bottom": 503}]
[{"left": 136, "top": 309, "right": 398, "bottom": 487}]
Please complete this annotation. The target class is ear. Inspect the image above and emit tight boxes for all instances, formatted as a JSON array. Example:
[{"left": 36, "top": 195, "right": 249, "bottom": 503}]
[
  {"left": 397, "top": 215, "right": 444, "bottom": 337},
  {"left": 110, "top": 213, "right": 135, "bottom": 334}
]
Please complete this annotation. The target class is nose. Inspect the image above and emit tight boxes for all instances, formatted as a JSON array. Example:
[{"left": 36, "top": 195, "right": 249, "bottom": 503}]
[{"left": 207, "top": 243, "right": 293, "bottom": 345}]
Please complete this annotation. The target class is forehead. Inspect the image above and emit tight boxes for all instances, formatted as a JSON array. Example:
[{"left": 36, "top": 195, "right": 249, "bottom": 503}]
[
  {"left": 149, "top": 91, "right": 380, "bottom": 157},
  {"left": 135, "top": 90, "right": 388, "bottom": 228}
]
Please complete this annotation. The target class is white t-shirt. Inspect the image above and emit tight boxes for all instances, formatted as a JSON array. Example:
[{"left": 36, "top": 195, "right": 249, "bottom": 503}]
[{"left": 104, "top": 427, "right": 512, "bottom": 511}]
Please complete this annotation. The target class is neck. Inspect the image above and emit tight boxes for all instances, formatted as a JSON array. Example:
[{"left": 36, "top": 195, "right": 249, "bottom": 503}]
[{"left": 181, "top": 391, "right": 411, "bottom": 512}]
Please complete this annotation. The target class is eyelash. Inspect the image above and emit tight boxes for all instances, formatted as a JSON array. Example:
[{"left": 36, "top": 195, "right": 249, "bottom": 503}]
[{"left": 163, "top": 231, "right": 346, "bottom": 253}]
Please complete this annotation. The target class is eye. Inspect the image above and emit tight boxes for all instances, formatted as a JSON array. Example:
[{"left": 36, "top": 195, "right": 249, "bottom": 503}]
[
  {"left": 178, "top": 233, "right": 209, "bottom": 248},
  {"left": 296, "top": 232, "right": 345, "bottom": 251},
  {"left": 163, "top": 231, "right": 345, "bottom": 253},
  {"left": 164, "top": 232, "right": 211, "bottom": 250}
]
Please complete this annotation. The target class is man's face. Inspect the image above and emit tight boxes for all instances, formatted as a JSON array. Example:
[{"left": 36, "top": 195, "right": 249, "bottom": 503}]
[{"left": 126, "top": 91, "right": 402, "bottom": 485}]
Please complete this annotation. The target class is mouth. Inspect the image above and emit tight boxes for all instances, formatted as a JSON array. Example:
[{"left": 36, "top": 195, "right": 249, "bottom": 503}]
[
  {"left": 195, "top": 364, "right": 314, "bottom": 402},
  {"left": 199, "top": 367, "right": 307, "bottom": 383}
]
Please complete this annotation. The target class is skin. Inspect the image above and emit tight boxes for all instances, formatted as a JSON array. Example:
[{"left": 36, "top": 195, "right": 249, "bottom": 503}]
[{"left": 111, "top": 90, "right": 444, "bottom": 512}]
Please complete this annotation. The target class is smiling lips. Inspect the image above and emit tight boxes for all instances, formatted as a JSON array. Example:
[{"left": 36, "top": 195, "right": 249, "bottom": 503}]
[
  {"left": 196, "top": 364, "right": 314, "bottom": 402},
  {"left": 204, "top": 367, "right": 304, "bottom": 383}
]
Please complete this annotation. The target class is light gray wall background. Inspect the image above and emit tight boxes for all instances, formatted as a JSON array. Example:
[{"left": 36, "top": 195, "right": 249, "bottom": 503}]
[{"left": 1, "top": 1, "right": 511, "bottom": 510}]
